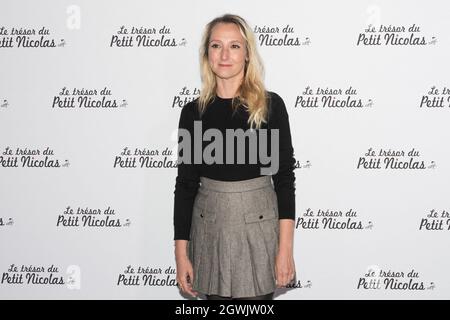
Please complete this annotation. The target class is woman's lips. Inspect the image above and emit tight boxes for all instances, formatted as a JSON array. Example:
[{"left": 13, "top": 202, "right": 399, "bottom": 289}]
[{"left": 219, "top": 64, "right": 232, "bottom": 67}]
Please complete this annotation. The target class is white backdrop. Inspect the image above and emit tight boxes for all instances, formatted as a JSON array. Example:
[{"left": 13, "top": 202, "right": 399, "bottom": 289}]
[{"left": 1, "top": 0, "right": 449, "bottom": 299}]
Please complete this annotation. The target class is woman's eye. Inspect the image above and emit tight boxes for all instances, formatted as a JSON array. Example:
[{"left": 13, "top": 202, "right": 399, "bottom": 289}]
[
  {"left": 231, "top": 44, "right": 240, "bottom": 49},
  {"left": 211, "top": 43, "right": 220, "bottom": 48}
]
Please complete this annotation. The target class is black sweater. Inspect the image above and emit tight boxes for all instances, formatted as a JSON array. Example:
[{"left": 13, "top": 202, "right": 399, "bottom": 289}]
[{"left": 173, "top": 91, "right": 296, "bottom": 240}]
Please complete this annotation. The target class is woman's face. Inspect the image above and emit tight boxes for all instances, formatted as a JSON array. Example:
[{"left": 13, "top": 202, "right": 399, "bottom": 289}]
[{"left": 208, "top": 22, "right": 248, "bottom": 82}]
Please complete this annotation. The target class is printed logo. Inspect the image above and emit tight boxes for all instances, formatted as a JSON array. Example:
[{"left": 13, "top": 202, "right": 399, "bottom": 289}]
[
  {"left": 110, "top": 25, "right": 186, "bottom": 48},
  {"left": 419, "top": 209, "right": 450, "bottom": 231},
  {"left": 56, "top": 206, "right": 130, "bottom": 228},
  {"left": 284, "top": 278, "right": 313, "bottom": 290},
  {"left": 117, "top": 265, "right": 177, "bottom": 287},
  {"left": 357, "top": 147, "right": 435, "bottom": 170},
  {"left": 52, "top": 87, "right": 127, "bottom": 109},
  {"left": 1, "top": 264, "right": 81, "bottom": 289},
  {"left": 253, "top": 24, "right": 310, "bottom": 47},
  {"left": 357, "top": 23, "right": 436, "bottom": 46},
  {"left": 172, "top": 86, "right": 200, "bottom": 108},
  {"left": 420, "top": 86, "right": 450, "bottom": 108},
  {"left": 0, "top": 217, "right": 14, "bottom": 227},
  {"left": 357, "top": 266, "right": 434, "bottom": 291},
  {"left": 0, "top": 98, "right": 9, "bottom": 109},
  {"left": 0, "top": 147, "right": 68, "bottom": 168},
  {"left": 295, "top": 86, "right": 373, "bottom": 109},
  {"left": 113, "top": 147, "right": 177, "bottom": 169},
  {"left": 294, "top": 158, "right": 311, "bottom": 170},
  {"left": 0, "top": 26, "right": 66, "bottom": 48},
  {"left": 296, "top": 208, "right": 372, "bottom": 231}
]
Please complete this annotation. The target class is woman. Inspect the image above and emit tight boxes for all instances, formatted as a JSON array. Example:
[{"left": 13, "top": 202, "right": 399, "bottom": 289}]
[{"left": 173, "top": 14, "right": 296, "bottom": 300}]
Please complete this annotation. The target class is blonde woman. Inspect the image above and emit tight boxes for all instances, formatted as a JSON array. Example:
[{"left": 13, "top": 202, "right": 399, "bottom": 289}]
[{"left": 174, "top": 14, "right": 296, "bottom": 300}]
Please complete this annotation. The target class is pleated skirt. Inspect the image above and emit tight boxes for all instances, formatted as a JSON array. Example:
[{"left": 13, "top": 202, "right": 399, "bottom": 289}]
[{"left": 187, "top": 175, "right": 280, "bottom": 298}]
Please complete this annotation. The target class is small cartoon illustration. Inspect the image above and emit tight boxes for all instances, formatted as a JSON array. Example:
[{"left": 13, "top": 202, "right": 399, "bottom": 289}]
[
  {"left": 6, "top": 218, "right": 14, "bottom": 226},
  {"left": 123, "top": 219, "right": 131, "bottom": 227},
  {"left": 365, "top": 221, "right": 373, "bottom": 229},
  {"left": 428, "top": 37, "right": 437, "bottom": 45},
  {"left": 62, "top": 159, "right": 70, "bottom": 167},
  {"left": 428, "top": 161, "right": 436, "bottom": 169},
  {"left": 302, "top": 37, "right": 311, "bottom": 46},
  {"left": 303, "top": 160, "right": 312, "bottom": 169},
  {"left": 304, "top": 280, "right": 312, "bottom": 288},
  {"left": 365, "top": 99, "right": 373, "bottom": 108},
  {"left": 1, "top": 99, "right": 9, "bottom": 108},
  {"left": 58, "top": 39, "right": 66, "bottom": 47},
  {"left": 66, "top": 265, "right": 81, "bottom": 290},
  {"left": 178, "top": 38, "right": 187, "bottom": 46},
  {"left": 427, "top": 282, "right": 435, "bottom": 290},
  {"left": 120, "top": 99, "right": 128, "bottom": 108}
]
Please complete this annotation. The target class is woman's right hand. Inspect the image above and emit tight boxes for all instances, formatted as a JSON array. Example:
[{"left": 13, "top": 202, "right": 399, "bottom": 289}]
[{"left": 175, "top": 242, "right": 198, "bottom": 297}]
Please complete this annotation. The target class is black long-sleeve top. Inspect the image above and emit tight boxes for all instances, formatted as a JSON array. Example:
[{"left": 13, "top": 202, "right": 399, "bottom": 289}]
[{"left": 173, "top": 91, "right": 296, "bottom": 240}]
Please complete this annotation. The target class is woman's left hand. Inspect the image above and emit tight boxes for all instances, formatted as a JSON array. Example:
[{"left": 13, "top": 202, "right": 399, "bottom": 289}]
[{"left": 275, "top": 249, "right": 296, "bottom": 288}]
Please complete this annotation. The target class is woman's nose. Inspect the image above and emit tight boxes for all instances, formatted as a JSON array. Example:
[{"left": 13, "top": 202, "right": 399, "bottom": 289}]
[{"left": 221, "top": 47, "right": 229, "bottom": 60}]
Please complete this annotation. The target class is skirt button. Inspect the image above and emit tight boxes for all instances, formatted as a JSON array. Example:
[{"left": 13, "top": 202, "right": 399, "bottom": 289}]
[{"left": 259, "top": 215, "right": 263, "bottom": 219}]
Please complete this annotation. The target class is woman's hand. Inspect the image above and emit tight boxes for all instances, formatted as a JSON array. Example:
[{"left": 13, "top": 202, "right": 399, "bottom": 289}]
[
  {"left": 175, "top": 240, "right": 198, "bottom": 297},
  {"left": 275, "top": 249, "right": 296, "bottom": 287},
  {"left": 275, "top": 219, "right": 296, "bottom": 287}
]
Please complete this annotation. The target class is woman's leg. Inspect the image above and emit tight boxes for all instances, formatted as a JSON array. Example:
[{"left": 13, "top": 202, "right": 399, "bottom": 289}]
[{"left": 233, "top": 292, "right": 274, "bottom": 300}]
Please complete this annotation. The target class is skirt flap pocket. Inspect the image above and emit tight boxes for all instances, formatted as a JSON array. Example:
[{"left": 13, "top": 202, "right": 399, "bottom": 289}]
[{"left": 244, "top": 208, "right": 277, "bottom": 224}]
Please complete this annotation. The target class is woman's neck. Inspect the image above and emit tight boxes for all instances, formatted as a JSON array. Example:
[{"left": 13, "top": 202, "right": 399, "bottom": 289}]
[{"left": 215, "top": 77, "right": 242, "bottom": 98}]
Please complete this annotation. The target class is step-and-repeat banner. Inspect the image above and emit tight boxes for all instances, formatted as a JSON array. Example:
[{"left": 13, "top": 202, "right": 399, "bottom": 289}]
[{"left": 1, "top": 0, "right": 449, "bottom": 299}]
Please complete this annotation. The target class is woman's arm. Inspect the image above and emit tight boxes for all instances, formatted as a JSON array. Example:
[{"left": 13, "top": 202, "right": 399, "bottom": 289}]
[
  {"left": 173, "top": 101, "right": 200, "bottom": 297},
  {"left": 173, "top": 102, "right": 200, "bottom": 241},
  {"left": 279, "top": 218, "right": 295, "bottom": 253},
  {"left": 174, "top": 240, "right": 198, "bottom": 297},
  {"left": 269, "top": 91, "right": 297, "bottom": 287},
  {"left": 276, "top": 219, "right": 296, "bottom": 287}
]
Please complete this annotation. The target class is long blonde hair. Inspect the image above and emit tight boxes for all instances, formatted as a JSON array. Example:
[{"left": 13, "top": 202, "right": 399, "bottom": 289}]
[{"left": 198, "top": 14, "right": 269, "bottom": 129}]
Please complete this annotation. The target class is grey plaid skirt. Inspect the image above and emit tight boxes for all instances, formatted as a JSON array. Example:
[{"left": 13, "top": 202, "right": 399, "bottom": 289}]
[{"left": 187, "top": 175, "right": 280, "bottom": 298}]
